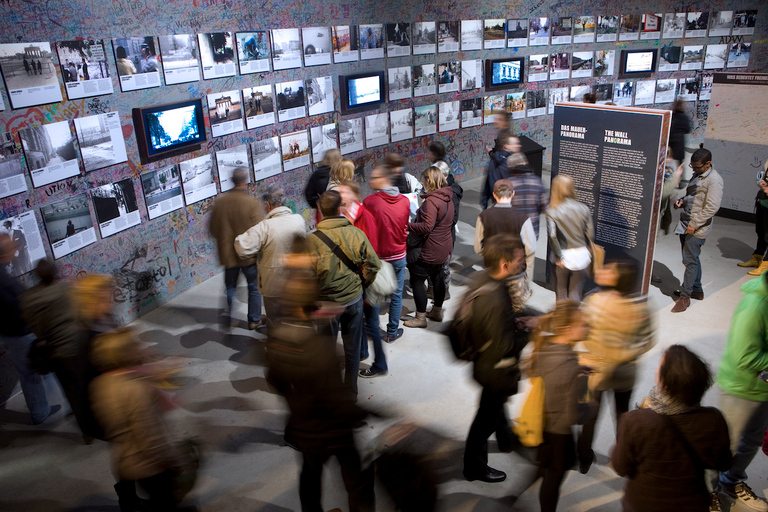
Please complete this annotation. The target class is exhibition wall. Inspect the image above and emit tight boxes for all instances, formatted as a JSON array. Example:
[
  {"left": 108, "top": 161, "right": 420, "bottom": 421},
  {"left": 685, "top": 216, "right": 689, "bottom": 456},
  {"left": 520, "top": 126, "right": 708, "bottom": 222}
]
[{"left": 0, "top": 0, "right": 764, "bottom": 330}]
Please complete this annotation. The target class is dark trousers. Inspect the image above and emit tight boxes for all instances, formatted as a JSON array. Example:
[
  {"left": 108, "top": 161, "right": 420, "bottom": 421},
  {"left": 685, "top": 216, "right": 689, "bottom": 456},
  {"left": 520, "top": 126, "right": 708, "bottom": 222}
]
[
  {"left": 299, "top": 441, "right": 375, "bottom": 512},
  {"left": 464, "top": 388, "right": 513, "bottom": 472},
  {"left": 410, "top": 260, "right": 445, "bottom": 313},
  {"left": 538, "top": 432, "right": 576, "bottom": 512},
  {"left": 116, "top": 471, "right": 179, "bottom": 512},
  {"left": 224, "top": 264, "right": 261, "bottom": 323},
  {"left": 679, "top": 234, "right": 705, "bottom": 297},
  {"left": 330, "top": 296, "right": 365, "bottom": 396},
  {"left": 754, "top": 201, "right": 768, "bottom": 257},
  {"left": 52, "top": 353, "right": 103, "bottom": 439},
  {"left": 576, "top": 388, "right": 631, "bottom": 465}
]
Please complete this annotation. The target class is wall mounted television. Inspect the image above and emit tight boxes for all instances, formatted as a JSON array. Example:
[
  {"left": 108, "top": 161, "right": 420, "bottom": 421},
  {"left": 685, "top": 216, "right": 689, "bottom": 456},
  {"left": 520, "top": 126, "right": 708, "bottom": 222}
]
[
  {"left": 485, "top": 57, "right": 525, "bottom": 91},
  {"left": 339, "top": 71, "right": 386, "bottom": 113},
  {"left": 133, "top": 98, "right": 207, "bottom": 164},
  {"left": 619, "top": 49, "right": 658, "bottom": 78}
]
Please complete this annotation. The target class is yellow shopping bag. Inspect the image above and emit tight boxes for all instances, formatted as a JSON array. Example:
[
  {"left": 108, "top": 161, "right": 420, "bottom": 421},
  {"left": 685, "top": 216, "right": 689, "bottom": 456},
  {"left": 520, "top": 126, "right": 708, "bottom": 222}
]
[{"left": 513, "top": 376, "right": 545, "bottom": 447}]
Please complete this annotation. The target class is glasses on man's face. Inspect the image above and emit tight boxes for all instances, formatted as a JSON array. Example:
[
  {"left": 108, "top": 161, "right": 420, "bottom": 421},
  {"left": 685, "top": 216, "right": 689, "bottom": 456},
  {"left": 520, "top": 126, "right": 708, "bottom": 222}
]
[{"left": 689, "top": 162, "right": 709, "bottom": 171}]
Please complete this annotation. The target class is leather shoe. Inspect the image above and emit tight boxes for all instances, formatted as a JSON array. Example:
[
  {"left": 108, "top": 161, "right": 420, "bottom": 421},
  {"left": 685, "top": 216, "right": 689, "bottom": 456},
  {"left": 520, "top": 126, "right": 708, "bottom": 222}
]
[
  {"left": 671, "top": 295, "right": 690, "bottom": 313},
  {"left": 463, "top": 466, "right": 506, "bottom": 483},
  {"left": 690, "top": 291, "right": 704, "bottom": 300}
]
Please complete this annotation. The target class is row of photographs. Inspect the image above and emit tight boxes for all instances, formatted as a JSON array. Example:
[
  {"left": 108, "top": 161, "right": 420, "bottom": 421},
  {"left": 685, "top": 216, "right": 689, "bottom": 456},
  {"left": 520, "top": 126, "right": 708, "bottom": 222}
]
[{"left": 0, "top": 7, "right": 757, "bottom": 111}]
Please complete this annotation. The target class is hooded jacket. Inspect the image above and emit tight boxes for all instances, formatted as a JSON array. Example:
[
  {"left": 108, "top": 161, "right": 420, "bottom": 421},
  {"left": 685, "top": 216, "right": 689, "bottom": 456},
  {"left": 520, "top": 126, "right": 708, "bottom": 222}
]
[
  {"left": 408, "top": 186, "right": 454, "bottom": 265},
  {"left": 304, "top": 164, "right": 331, "bottom": 209},
  {"left": 363, "top": 188, "right": 410, "bottom": 261}
]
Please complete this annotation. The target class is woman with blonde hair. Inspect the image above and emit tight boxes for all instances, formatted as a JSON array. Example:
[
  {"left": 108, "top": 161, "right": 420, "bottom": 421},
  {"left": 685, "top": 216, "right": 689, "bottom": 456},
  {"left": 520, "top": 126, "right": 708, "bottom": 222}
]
[
  {"left": 327, "top": 158, "right": 355, "bottom": 191},
  {"left": 546, "top": 174, "right": 593, "bottom": 301},
  {"left": 404, "top": 166, "right": 454, "bottom": 327}
]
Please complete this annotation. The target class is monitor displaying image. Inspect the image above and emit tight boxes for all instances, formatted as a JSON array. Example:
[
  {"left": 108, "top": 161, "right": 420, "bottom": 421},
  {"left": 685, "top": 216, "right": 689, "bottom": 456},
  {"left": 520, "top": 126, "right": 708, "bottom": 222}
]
[
  {"left": 132, "top": 99, "right": 206, "bottom": 164},
  {"left": 147, "top": 105, "right": 201, "bottom": 151},
  {"left": 620, "top": 49, "right": 657, "bottom": 77},
  {"left": 486, "top": 57, "right": 525, "bottom": 91},
  {"left": 340, "top": 72, "right": 385, "bottom": 112}
]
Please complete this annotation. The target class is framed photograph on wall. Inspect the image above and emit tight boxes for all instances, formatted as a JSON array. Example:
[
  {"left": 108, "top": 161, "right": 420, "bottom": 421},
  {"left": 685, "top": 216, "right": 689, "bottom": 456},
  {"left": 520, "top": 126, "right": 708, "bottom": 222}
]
[
  {"left": 207, "top": 90, "right": 244, "bottom": 138},
  {"left": 483, "top": 95, "right": 505, "bottom": 123},
  {"left": 302, "top": 27, "right": 332, "bottom": 66},
  {"left": 271, "top": 28, "right": 303, "bottom": 70},
  {"left": 140, "top": 165, "right": 183, "bottom": 220},
  {"left": 570, "top": 84, "right": 591, "bottom": 102},
  {"left": 699, "top": 73, "right": 713, "bottom": 100},
  {"left": 573, "top": 16, "right": 595, "bottom": 43},
  {"left": 311, "top": 123, "right": 338, "bottom": 162},
  {"left": 658, "top": 45, "right": 681, "bottom": 71},
  {"left": 640, "top": 14, "right": 662, "bottom": 40},
  {"left": 549, "top": 52, "right": 570, "bottom": 80},
  {"left": 19, "top": 121, "right": 80, "bottom": 188},
  {"left": 685, "top": 12, "right": 709, "bottom": 38},
  {"left": 438, "top": 21, "right": 460, "bottom": 52},
  {"left": 179, "top": 154, "right": 217, "bottom": 205},
  {"left": 461, "top": 20, "right": 483, "bottom": 51},
  {"left": 251, "top": 137, "right": 282, "bottom": 181},
  {"left": 215, "top": 144, "right": 250, "bottom": 192},
  {"left": 438, "top": 101, "right": 460, "bottom": 132},
  {"left": 276, "top": 79, "right": 306, "bottom": 122},
  {"left": 280, "top": 129, "right": 310, "bottom": 171},
  {"left": 306, "top": 76, "right": 334, "bottom": 116},
  {"left": 728, "top": 43, "right": 750, "bottom": 68},
  {"left": 197, "top": 32, "right": 236, "bottom": 79},
  {"left": 0, "top": 133, "right": 27, "bottom": 198},
  {"left": 1, "top": 210, "right": 46, "bottom": 276},
  {"left": 529, "top": 17, "right": 550, "bottom": 46},
  {"left": 460, "top": 98, "right": 483, "bottom": 127},
  {"left": 41, "top": 193, "right": 97, "bottom": 259},
  {"left": 365, "top": 113, "right": 389, "bottom": 148},
  {"left": 654, "top": 78, "right": 677, "bottom": 104},
  {"left": 594, "top": 50, "right": 615, "bottom": 78},
  {"left": 619, "top": 15, "right": 642, "bottom": 41},
  {"left": 528, "top": 54, "right": 548, "bottom": 82},
  {"left": 571, "top": 51, "right": 593, "bottom": 78},
  {"left": 732, "top": 10, "right": 756, "bottom": 36},
  {"left": 414, "top": 105, "right": 437, "bottom": 136},
  {"left": 339, "top": 117, "right": 364, "bottom": 155},
  {"left": 413, "top": 64, "right": 436, "bottom": 97},
  {"left": 613, "top": 81, "right": 635, "bottom": 106},
  {"left": 157, "top": 34, "right": 200, "bottom": 85},
  {"left": 461, "top": 59, "right": 482, "bottom": 90},
  {"left": 548, "top": 87, "right": 569, "bottom": 114},
  {"left": 596, "top": 15, "right": 619, "bottom": 42},
  {"left": 243, "top": 84, "right": 275, "bottom": 130},
  {"left": 389, "top": 108, "right": 413, "bottom": 142},
  {"left": 677, "top": 77, "right": 698, "bottom": 101},
  {"left": 507, "top": 19, "right": 529, "bottom": 46},
  {"left": 551, "top": 17, "right": 573, "bottom": 45},
  {"left": 526, "top": 89, "right": 547, "bottom": 117},
  {"left": 388, "top": 66, "right": 412, "bottom": 101},
  {"left": 593, "top": 83, "right": 614, "bottom": 103},
  {"left": 386, "top": 23, "right": 411, "bottom": 57},
  {"left": 704, "top": 44, "right": 728, "bottom": 70},
  {"left": 413, "top": 22, "right": 437, "bottom": 54},
  {"left": 708, "top": 11, "right": 733, "bottom": 37},
  {"left": 663, "top": 13, "right": 685, "bottom": 39},
  {"left": 438, "top": 62, "right": 459, "bottom": 93},
  {"left": 0, "top": 42, "right": 64, "bottom": 108},
  {"left": 505, "top": 91, "right": 526, "bottom": 119},
  {"left": 359, "top": 24, "right": 385, "bottom": 60},
  {"left": 73, "top": 111, "right": 127, "bottom": 172},
  {"left": 681, "top": 46, "right": 704, "bottom": 70},
  {"left": 235, "top": 31, "right": 270, "bottom": 74},
  {"left": 332, "top": 25, "right": 359, "bottom": 63},
  {"left": 91, "top": 178, "right": 141, "bottom": 238},
  {"left": 634, "top": 79, "right": 656, "bottom": 105},
  {"left": 56, "top": 39, "right": 114, "bottom": 99},
  {"left": 484, "top": 19, "right": 506, "bottom": 49}
]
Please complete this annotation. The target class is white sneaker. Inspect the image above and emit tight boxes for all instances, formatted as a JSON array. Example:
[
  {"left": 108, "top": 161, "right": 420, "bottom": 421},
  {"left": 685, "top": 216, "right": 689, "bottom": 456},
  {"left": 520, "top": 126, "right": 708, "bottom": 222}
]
[{"left": 723, "top": 483, "right": 768, "bottom": 512}]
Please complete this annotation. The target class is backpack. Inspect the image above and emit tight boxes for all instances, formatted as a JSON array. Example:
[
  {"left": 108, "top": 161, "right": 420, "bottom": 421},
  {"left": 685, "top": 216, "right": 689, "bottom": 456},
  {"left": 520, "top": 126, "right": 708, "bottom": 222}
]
[{"left": 446, "top": 282, "right": 497, "bottom": 361}]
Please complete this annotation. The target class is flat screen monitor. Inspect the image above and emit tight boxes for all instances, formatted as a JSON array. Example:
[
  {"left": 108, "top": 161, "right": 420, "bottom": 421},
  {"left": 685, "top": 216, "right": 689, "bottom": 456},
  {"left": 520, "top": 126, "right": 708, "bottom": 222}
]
[
  {"left": 485, "top": 57, "right": 525, "bottom": 91},
  {"left": 619, "top": 49, "right": 658, "bottom": 78},
  {"left": 340, "top": 72, "right": 386, "bottom": 113},
  {"left": 133, "top": 99, "right": 207, "bottom": 164}
]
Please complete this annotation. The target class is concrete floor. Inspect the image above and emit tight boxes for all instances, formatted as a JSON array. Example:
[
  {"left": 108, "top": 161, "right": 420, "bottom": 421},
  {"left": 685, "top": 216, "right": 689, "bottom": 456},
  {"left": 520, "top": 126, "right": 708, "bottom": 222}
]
[{"left": 2, "top": 175, "right": 768, "bottom": 512}]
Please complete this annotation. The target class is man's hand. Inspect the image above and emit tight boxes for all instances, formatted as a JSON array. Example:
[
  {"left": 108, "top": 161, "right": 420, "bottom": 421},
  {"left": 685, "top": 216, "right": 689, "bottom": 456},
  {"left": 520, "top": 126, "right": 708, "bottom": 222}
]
[
  {"left": 685, "top": 224, "right": 695, "bottom": 235},
  {"left": 759, "top": 180, "right": 768, "bottom": 193},
  {"left": 674, "top": 198, "right": 684, "bottom": 209}
]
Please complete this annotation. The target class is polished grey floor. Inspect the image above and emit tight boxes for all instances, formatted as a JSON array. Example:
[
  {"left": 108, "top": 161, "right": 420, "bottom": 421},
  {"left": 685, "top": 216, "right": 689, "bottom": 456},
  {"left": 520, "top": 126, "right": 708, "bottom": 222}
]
[{"left": 2, "top": 175, "right": 767, "bottom": 512}]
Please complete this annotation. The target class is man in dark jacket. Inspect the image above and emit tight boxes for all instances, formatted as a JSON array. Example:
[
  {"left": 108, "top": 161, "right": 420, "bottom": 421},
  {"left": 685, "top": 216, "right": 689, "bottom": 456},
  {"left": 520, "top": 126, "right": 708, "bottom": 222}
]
[
  {"left": 463, "top": 233, "right": 528, "bottom": 483},
  {"left": 304, "top": 149, "right": 341, "bottom": 211},
  {"left": 481, "top": 134, "right": 525, "bottom": 209}
]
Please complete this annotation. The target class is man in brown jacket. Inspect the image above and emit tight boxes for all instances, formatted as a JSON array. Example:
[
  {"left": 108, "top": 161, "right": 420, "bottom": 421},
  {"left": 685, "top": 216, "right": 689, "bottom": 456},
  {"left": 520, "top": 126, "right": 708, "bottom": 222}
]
[{"left": 209, "top": 168, "right": 264, "bottom": 329}]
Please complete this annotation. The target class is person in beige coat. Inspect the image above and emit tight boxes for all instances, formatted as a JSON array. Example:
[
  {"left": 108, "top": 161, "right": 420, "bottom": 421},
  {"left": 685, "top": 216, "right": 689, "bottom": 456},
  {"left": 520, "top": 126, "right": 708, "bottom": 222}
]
[
  {"left": 234, "top": 186, "right": 307, "bottom": 324},
  {"left": 209, "top": 168, "right": 264, "bottom": 329}
]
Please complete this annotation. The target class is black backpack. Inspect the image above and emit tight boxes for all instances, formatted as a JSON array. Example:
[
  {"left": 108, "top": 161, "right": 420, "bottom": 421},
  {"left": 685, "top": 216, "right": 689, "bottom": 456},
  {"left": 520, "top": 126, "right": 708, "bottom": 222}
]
[{"left": 446, "top": 282, "right": 497, "bottom": 361}]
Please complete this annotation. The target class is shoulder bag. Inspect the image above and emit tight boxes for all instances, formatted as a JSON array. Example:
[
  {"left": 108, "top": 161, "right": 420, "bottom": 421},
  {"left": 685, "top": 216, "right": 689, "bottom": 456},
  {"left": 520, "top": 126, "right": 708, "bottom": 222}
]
[{"left": 405, "top": 203, "right": 449, "bottom": 265}]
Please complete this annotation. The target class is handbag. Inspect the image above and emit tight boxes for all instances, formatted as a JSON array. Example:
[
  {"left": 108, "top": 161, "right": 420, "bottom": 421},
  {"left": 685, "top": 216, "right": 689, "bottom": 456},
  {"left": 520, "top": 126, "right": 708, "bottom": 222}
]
[
  {"left": 513, "top": 376, "right": 545, "bottom": 447},
  {"left": 406, "top": 204, "right": 449, "bottom": 265},
  {"left": 589, "top": 239, "right": 605, "bottom": 275}
]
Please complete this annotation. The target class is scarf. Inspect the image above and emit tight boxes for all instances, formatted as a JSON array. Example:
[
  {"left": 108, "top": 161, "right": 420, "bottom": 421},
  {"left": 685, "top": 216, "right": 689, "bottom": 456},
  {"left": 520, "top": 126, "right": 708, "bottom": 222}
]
[{"left": 640, "top": 385, "right": 697, "bottom": 416}]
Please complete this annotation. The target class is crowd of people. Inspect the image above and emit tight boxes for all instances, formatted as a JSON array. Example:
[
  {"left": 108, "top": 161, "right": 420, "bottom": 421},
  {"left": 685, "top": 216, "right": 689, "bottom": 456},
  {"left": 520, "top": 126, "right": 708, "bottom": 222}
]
[{"left": 2, "top": 123, "right": 768, "bottom": 511}]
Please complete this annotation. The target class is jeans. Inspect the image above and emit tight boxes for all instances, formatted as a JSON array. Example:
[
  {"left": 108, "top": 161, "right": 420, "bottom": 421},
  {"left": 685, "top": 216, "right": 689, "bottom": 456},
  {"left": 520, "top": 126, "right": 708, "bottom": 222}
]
[
  {"left": 464, "top": 388, "right": 513, "bottom": 472},
  {"left": 331, "top": 296, "right": 365, "bottom": 396},
  {"left": 717, "top": 388, "right": 768, "bottom": 488},
  {"left": 679, "top": 234, "right": 705, "bottom": 297},
  {"left": 361, "top": 302, "right": 387, "bottom": 373},
  {"left": 224, "top": 264, "right": 261, "bottom": 323},
  {"left": 387, "top": 258, "right": 407, "bottom": 337},
  {"left": 0, "top": 333, "right": 51, "bottom": 423}
]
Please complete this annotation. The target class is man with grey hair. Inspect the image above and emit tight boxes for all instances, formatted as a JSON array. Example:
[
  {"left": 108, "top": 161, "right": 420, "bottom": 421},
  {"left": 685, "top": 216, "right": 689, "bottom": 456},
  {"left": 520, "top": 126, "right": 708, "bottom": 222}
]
[
  {"left": 235, "top": 185, "right": 307, "bottom": 324},
  {"left": 209, "top": 168, "right": 265, "bottom": 329}
]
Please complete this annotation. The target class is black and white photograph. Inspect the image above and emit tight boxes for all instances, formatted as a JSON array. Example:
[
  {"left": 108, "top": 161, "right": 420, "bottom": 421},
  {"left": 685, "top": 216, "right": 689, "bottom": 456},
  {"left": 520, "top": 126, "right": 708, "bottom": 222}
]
[
  {"left": 526, "top": 89, "right": 547, "bottom": 117},
  {"left": 461, "top": 20, "right": 483, "bottom": 51},
  {"left": 0, "top": 42, "right": 63, "bottom": 108},
  {"left": 271, "top": 28, "right": 302, "bottom": 70},
  {"left": 549, "top": 52, "right": 570, "bottom": 80},
  {"left": 681, "top": 45, "right": 704, "bottom": 70},
  {"left": 56, "top": 39, "right": 113, "bottom": 99},
  {"left": 709, "top": 11, "right": 733, "bottom": 37},
  {"left": 529, "top": 17, "right": 550, "bottom": 46},
  {"left": 388, "top": 66, "right": 412, "bottom": 101},
  {"left": 332, "top": 25, "right": 359, "bottom": 63},
  {"left": 41, "top": 193, "right": 97, "bottom": 259},
  {"left": 571, "top": 51, "right": 593, "bottom": 78},
  {"left": 659, "top": 45, "right": 681, "bottom": 71},
  {"left": 141, "top": 165, "right": 183, "bottom": 220},
  {"left": 548, "top": 87, "right": 569, "bottom": 114},
  {"left": 592, "top": 83, "right": 614, "bottom": 104},
  {"left": 413, "top": 63, "right": 436, "bottom": 97},
  {"left": 528, "top": 54, "right": 549, "bottom": 82},
  {"left": 412, "top": 22, "right": 436, "bottom": 55},
  {"left": 685, "top": 11, "right": 709, "bottom": 38},
  {"left": 414, "top": 104, "right": 437, "bottom": 136},
  {"left": 732, "top": 10, "right": 757, "bottom": 36},
  {"left": 207, "top": 90, "right": 243, "bottom": 138},
  {"left": 613, "top": 81, "right": 635, "bottom": 106},
  {"left": 484, "top": 19, "right": 506, "bottom": 49},
  {"left": 2, "top": 211, "right": 46, "bottom": 276},
  {"left": 251, "top": 137, "right": 282, "bottom": 181},
  {"left": 112, "top": 37, "right": 161, "bottom": 92},
  {"left": 507, "top": 19, "right": 529, "bottom": 46},
  {"left": 460, "top": 98, "right": 483, "bottom": 127},
  {"left": 91, "top": 178, "right": 141, "bottom": 238},
  {"left": 594, "top": 49, "right": 615, "bottom": 77},
  {"left": 306, "top": 76, "right": 334, "bottom": 116},
  {"left": 569, "top": 84, "right": 592, "bottom": 102},
  {"left": 280, "top": 130, "right": 310, "bottom": 171},
  {"left": 0, "top": 132, "right": 26, "bottom": 199},
  {"left": 619, "top": 14, "right": 642, "bottom": 41},
  {"left": 215, "top": 144, "right": 250, "bottom": 192},
  {"left": 311, "top": 123, "right": 338, "bottom": 163},
  {"left": 505, "top": 91, "right": 526, "bottom": 119},
  {"left": 634, "top": 79, "right": 656, "bottom": 105},
  {"left": 197, "top": 32, "right": 235, "bottom": 79},
  {"left": 236, "top": 31, "right": 270, "bottom": 74},
  {"left": 677, "top": 77, "right": 699, "bottom": 101},
  {"left": 19, "top": 121, "right": 80, "bottom": 188},
  {"left": 704, "top": 44, "right": 728, "bottom": 70},
  {"left": 73, "top": 111, "right": 128, "bottom": 172},
  {"left": 276, "top": 79, "right": 306, "bottom": 122},
  {"left": 438, "top": 61, "right": 459, "bottom": 93},
  {"left": 483, "top": 95, "right": 505, "bottom": 123},
  {"left": 386, "top": 23, "right": 411, "bottom": 57},
  {"left": 180, "top": 154, "right": 216, "bottom": 205},
  {"left": 461, "top": 59, "right": 482, "bottom": 90},
  {"left": 663, "top": 12, "right": 685, "bottom": 39},
  {"left": 389, "top": 108, "right": 413, "bottom": 142},
  {"left": 158, "top": 34, "right": 200, "bottom": 85},
  {"left": 551, "top": 17, "right": 573, "bottom": 45},
  {"left": 302, "top": 27, "right": 332, "bottom": 66},
  {"left": 365, "top": 113, "right": 389, "bottom": 148},
  {"left": 438, "top": 101, "right": 460, "bottom": 132},
  {"left": 438, "top": 21, "right": 460, "bottom": 52},
  {"left": 573, "top": 16, "right": 595, "bottom": 43},
  {"left": 728, "top": 43, "right": 751, "bottom": 68},
  {"left": 699, "top": 73, "right": 713, "bottom": 100},
  {"left": 655, "top": 78, "right": 677, "bottom": 104},
  {"left": 641, "top": 14, "right": 662, "bottom": 40},
  {"left": 339, "top": 117, "right": 364, "bottom": 155},
  {"left": 596, "top": 15, "right": 619, "bottom": 42},
  {"left": 359, "top": 24, "right": 385, "bottom": 60},
  {"left": 243, "top": 84, "right": 275, "bottom": 130}
]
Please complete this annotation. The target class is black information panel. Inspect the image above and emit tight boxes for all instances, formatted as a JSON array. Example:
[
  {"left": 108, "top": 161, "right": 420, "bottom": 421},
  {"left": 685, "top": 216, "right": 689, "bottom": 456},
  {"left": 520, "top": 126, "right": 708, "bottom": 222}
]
[{"left": 551, "top": 103, "right": 669, "bottom": 294}]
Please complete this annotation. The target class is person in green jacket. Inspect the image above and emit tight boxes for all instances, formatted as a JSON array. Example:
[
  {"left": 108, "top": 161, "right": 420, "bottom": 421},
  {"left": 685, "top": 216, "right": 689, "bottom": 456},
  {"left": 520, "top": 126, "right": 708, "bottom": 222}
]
[{"left": 714, "top": 272, "right": 768, "bottom": 511}]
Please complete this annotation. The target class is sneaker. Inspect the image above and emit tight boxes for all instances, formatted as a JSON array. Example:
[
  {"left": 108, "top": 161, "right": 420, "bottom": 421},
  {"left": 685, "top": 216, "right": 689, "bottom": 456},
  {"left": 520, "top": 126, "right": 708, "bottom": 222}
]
[
  {"left": 709, "top": 492, "right": 722, "bottom": 512},
  {"left": 359, "top": 368, "right": 387, "bottom": 378},
  {"left": 723, "top": 483, "right": 768, "bottom": 512},
  {"left": 248, "top": 316, "right": 268, "bottom": 330},
  {"left": 385, "top": 328, "right": 404, "bottom": 343}
]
